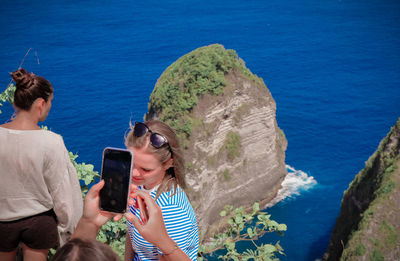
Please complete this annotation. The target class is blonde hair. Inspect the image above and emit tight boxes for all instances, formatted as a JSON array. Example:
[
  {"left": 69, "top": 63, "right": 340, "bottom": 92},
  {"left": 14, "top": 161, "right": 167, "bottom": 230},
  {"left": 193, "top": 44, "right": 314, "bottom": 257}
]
[{"left": 125, "top": 120, "right": 186, "bottom": 198}]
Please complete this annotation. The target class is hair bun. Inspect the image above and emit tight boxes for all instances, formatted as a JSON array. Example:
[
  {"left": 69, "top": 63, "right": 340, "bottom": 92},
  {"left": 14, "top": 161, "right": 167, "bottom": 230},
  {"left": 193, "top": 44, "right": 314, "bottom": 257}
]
[{"left": 11, "top": 68, "right": 35, "bottom": 89}]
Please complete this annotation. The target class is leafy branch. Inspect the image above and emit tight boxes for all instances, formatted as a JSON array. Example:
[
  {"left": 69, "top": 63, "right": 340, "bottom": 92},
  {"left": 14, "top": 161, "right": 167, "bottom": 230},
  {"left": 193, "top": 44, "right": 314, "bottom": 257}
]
[
  {"left": 198, "top": 203, "right": 286, "bottom": 261},
  {"left": 0, "top": 83, "right": 16, "bottom": 114}
]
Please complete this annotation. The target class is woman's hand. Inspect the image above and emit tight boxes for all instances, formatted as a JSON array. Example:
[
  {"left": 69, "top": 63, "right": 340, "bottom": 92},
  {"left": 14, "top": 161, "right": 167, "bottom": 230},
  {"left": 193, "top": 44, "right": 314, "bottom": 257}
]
[
  {"left": 125, "top": 190, "right": 170, "bottom": 246},
  {"left": 82, "top": 179, "right": 124, "bottom": 225},
  {"left": 72, "top": 179, "right": 123, "bottom": 240}
]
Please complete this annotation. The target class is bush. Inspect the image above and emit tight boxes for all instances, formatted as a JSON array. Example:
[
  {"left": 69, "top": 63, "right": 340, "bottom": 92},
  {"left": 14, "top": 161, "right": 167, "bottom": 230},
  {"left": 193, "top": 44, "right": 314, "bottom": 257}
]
[
  {"left": 370, "top": 249, "right": 384, "bottom": 261},
  {"left": 224, "top": 131, "right": 241, "bottom": 161},
  {"left": 355, "top": 243, "right": 366, "bottom": 256}
]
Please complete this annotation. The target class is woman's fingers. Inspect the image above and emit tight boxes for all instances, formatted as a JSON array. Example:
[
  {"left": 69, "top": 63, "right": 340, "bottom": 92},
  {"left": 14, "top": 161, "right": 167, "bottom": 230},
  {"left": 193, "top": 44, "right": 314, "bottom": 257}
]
[
  {"left": 87, "top": 179, "right": 104, "bottom": 198},
  {"left": 113, "top": 214, "right": 124, "bottom": 221},
  {"left": 128, "top": 197, "right": 135, "bottom": 206},
  {"left": 129, "top": 184, "right": 138, "bottom": 194},
  {"left": 136, "top": 195, "right": 148, "bottom": 223},
  {"left": 125, "top": 212, "right": 142, "bottom": 228},
  {"left": 134, "top": 191, "right": 160, "bottom": 215}
]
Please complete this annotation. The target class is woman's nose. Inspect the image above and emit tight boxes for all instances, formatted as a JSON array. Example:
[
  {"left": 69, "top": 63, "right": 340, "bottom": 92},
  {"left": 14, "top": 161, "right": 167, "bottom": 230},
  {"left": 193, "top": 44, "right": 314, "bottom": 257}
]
[{"left": 131, "top": 168, "right": 140, "bottom": 177}]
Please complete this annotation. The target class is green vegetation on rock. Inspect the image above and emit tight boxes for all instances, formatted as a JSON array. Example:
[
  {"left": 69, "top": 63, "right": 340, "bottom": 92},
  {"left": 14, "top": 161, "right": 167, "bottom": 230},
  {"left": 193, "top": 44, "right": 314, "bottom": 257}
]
[
  {"left": 223, "top": 131, "right": 241, "bottom": 161},
  {"left": 355, "top": 243, "right": 366, "bottom": 256},
  {"left": 146, "top": 44, "right": 262, "bottom": 145}
]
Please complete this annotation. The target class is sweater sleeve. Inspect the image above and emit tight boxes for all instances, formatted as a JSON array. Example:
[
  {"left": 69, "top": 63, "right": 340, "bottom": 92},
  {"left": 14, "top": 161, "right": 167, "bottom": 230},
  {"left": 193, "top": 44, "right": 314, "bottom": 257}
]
[{"left": 44, "top": 134, "right": 83, "bottom": 245}]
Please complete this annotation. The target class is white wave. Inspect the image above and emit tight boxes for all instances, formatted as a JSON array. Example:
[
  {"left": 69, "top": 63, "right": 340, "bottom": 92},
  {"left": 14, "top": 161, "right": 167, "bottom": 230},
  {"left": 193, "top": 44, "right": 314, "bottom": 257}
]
[{"left": 264, "top": 164, "right": 317, "bottom": 208}]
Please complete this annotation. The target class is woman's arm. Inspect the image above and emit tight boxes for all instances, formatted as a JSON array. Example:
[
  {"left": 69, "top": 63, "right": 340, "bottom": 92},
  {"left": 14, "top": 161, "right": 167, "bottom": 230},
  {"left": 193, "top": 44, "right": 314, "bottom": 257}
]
[
  {"left": 157, "top": 237, "right": 191, "bottom": 261},
  {"left": 125, "top": 191, "right": 191, "bottom": 261}
]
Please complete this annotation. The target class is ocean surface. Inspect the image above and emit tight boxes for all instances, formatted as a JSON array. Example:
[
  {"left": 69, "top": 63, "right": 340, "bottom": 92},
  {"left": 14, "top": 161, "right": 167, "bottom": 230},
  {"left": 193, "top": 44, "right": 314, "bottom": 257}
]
[{"left": 1, "top": 0, "right": 399, "bottom": 260}]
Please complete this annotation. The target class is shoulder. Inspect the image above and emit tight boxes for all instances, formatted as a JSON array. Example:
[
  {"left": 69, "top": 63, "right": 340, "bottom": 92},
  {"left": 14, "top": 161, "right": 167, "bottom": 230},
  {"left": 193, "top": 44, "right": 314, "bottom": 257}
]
[
  {"left": 41, "top": 130, "right": 65, "bottom": 146},
  {"left": 155, "top": 186, "right": 188, "bottom": 206},
  {"left": 40, "top": 131, "right": 69, "bottom": 158},
  {"left": 155, "top": 186, "right": 197, "bottom": 220}
]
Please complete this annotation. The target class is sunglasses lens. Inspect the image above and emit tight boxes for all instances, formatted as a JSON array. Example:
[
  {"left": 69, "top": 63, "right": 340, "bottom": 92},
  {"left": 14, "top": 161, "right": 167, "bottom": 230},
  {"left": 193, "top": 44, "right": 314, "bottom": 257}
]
[
  {"left": 150, "top": 133, "right": 167, "bottom": 148},
  {"left": 134, "top": 122, "right": 148, "bottom": 137},
  {"left": 133, "top": 122, "right": 170, "bottom": 151}
]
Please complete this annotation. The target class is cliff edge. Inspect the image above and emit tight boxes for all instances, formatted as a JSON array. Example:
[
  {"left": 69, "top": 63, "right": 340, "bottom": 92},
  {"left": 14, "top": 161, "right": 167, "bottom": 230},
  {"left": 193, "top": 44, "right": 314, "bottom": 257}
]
[
  {"left": 145, "top": 44, "right": 287, "bottom": 240},
  {"left": 324, "top": 118, "right": 400, "bottom": 260}
]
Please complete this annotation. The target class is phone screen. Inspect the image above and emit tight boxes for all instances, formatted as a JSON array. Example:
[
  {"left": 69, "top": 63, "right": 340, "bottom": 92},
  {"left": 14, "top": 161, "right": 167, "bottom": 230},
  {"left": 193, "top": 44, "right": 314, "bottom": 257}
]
[{"left": 99, "top": 147, "right": 133, "bottom": 213}]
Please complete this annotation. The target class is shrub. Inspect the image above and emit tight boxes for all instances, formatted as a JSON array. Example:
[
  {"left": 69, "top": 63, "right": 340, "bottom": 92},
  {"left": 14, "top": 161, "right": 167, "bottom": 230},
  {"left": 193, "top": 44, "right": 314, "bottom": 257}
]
[
  {"left": 224, "top": 131, "right": 241, "bottom": 161},
  {"left": 355, "top": 243, "right": 366, "bottom": 256},
  {"left": 370, "top": 249, "right": 384, "bottom": 261}
]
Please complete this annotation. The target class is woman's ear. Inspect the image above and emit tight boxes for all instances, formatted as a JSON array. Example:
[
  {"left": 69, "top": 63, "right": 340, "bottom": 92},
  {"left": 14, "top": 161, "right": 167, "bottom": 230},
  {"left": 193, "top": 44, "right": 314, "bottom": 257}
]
[
  {"left": 32, "top": 98, "right": 45, "bottom": 113},
  {"left": 33, "top": 97, "right": 45, "bottom": 107},
  {"left": 163, "top": 158, "right": 174, "bottom": 170}
]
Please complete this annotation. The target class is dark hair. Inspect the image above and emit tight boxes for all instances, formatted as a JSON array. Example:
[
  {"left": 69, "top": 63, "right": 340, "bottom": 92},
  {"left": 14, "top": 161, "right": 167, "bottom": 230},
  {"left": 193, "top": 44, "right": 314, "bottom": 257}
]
[
  {"left": 125, "top": 120, "right": 187, "bottom": 197},
  {"left": 11, "top": 68, "right": 53, "bottom": 110},
  {"left": 51, "top": 238, "right": 120, "bottom": 261}
]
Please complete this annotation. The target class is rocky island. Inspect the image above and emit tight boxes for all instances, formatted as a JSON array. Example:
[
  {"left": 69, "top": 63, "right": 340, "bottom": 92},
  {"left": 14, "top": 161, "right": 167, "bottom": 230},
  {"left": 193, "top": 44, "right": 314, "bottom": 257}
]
[{"left": 144, "top": 44, "right": 287, "bottom": 240}]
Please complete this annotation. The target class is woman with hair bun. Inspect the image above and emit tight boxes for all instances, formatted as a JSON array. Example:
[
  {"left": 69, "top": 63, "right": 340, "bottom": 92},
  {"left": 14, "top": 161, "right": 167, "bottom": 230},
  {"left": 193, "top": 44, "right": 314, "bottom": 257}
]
[{"left": 0, "top": 68, "right": 83, "bottom": 261}]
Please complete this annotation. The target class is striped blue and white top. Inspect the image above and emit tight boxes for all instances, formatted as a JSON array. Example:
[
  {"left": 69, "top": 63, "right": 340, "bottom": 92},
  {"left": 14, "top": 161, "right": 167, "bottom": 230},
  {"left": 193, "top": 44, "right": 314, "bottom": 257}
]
[{"left": 126, "top": 185, "right": 199, "bottom": 261}]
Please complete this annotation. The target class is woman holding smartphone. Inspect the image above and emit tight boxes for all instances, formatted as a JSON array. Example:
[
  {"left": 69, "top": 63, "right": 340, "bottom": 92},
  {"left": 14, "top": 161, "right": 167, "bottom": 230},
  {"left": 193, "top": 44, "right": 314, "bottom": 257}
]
[
  {"left": 0, "top": 68, "right": 82, "bottom": 261},
  {"left": 124, "top": 120, "right": 199, "bottom": 261}
]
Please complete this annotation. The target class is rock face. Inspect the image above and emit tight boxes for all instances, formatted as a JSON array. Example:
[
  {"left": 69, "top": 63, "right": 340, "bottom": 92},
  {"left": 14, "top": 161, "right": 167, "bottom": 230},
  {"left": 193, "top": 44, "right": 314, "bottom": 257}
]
[
  {"left": 324, "top": 118, "right": 400, "bottom": 261},
  {"left": 185, "top": 71, "right": 287, "bottom": 238},
  {"left": 145, "top": 44, "right": 287, "bottom": 240}
]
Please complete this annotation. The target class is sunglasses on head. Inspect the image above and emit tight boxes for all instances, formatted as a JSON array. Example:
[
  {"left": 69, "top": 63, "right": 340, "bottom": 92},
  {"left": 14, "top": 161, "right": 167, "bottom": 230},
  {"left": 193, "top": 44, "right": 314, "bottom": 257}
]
[{"left": 133, "top": 122, "right": 170, "bottom": 149}]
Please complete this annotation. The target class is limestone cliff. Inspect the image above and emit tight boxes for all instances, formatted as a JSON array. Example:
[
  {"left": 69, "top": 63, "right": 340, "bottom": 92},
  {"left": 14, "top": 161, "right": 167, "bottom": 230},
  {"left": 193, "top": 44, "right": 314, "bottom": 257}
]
[
  {"left": 324, "top": 118, "right": 400, "bottom": 260},
  {"left": 145, "top": 44, "right": 287, "bottom": 240}
]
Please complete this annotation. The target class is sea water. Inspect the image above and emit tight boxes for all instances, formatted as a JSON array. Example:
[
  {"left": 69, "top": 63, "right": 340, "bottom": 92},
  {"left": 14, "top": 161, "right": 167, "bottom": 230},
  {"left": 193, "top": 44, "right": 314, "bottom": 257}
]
[{"left": 0, "top": 0, "right": 399, "bottom": 260}]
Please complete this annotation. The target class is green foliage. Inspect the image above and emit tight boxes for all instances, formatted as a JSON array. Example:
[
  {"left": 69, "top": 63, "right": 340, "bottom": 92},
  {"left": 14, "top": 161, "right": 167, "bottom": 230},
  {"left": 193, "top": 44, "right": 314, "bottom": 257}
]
[
  {"left": 233, "top": 103, "right": 250, "bottom": 124},
  {"left": 69, "top": 152, "right": 99, "bottom": 198},
  {"left": 376, "top": 180, "right": 395, "bottom": 196},
  {"left": 355, "top": 243, "right": 366, "bottom": 256},
  {"left": 223, "top": 169, "right": 231, "bottom": 181},
  {"left": 217, "top": 169, "right": 232, "bottom": 182},
  {"left": 147, "top": 44, "right": 258, "bottom": 144},
  {"left": 0, "top": 83, "right": 15, "bottom": 114},
  {"left": 369, "top": 249, "right": 384, "bottom": 261},
  {"left": 198, "top": 203, "right": 286, "bottom": 261},
  {"left": 379, "top": 220, "right": 398, "bottom": 249},
  {"left": 96, "top": 217, "right": 127, "bottom": 261},
  {"left": 223, "top": 131, "right": 241, "bottom": 161}
]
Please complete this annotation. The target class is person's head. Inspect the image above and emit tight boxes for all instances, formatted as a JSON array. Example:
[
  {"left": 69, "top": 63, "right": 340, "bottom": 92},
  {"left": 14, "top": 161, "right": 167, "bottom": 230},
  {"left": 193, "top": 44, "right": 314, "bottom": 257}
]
[
  {"left": 11, "top": 68, "right": 53, "bottom": 120},
  {"left": 125, "top": 120, "right": 186, "bottom": 196},
  {"left": 51, "top": 238, "right": 119, "bottom": 261}
]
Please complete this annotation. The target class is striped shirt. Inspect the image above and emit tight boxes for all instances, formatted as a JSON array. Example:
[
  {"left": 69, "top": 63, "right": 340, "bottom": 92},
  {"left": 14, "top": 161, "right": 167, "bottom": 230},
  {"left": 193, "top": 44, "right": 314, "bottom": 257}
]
[{"left": 126, "top": 185, "right": 199, "bottom": 260}]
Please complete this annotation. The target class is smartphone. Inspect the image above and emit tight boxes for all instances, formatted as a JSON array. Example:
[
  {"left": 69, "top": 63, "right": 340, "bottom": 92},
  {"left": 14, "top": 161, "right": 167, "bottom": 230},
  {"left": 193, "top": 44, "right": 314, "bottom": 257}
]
[{"left": 99, "top": 147, "right": 133, "bottom": 213}]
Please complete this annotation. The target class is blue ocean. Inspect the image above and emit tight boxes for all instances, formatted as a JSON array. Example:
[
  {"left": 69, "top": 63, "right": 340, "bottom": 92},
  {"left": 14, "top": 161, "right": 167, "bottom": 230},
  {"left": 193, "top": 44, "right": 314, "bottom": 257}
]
[{"left": 1, "top": 0, "right": 399, "bottom": 260}]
